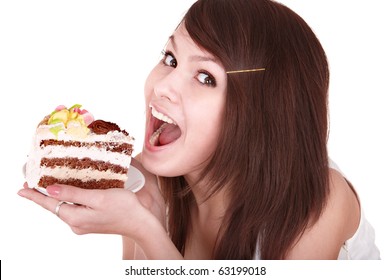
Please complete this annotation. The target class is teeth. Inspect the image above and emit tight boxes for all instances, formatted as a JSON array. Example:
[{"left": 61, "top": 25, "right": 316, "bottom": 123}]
[{"left": 151, "top": 106, "right": 176, "bottom": 125}]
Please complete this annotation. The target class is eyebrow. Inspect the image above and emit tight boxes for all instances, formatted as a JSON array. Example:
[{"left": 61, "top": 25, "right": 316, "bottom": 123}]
[{"left": 168, "top": 35, "right": 217, "bottom": 63}]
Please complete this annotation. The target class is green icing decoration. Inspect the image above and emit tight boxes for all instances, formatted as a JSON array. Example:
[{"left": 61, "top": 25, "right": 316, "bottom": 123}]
[{"left": 49, "top": 125, "right": 64, "bottom": 137}]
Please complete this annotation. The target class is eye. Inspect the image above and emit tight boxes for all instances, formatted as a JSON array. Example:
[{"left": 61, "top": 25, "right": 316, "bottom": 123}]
[
  {"left": 161, "top": 50, "right": 177, "bottom": 68},
  {"left": 196, "top": 71, "right": 216, "bottom": 87}
]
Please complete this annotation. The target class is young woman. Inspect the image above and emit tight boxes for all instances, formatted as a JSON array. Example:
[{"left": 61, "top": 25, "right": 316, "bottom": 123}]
[{"left": 18, "top": 0, "right": 380, "bottom": 259}]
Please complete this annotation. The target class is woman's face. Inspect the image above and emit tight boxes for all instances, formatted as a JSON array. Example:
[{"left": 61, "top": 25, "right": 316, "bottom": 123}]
[{"left": 142, "top": 24, "right": 227, "bottom": 180}]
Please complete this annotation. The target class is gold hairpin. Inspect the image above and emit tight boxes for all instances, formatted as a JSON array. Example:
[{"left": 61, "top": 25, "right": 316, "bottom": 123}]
[{"left": 226, "top": 68, "right": 266, "bottom": 74}]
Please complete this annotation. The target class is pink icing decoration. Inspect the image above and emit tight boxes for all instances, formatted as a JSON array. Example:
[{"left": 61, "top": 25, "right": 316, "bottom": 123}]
[
  {"left": 82, "top": 112, "right": 95, "bottom": 126},
  {"left": 55, "top": 105, "right": 66, "bottom": 111},
  {"left": 50, "top": 104, "right": 95, "bottom": 126}
]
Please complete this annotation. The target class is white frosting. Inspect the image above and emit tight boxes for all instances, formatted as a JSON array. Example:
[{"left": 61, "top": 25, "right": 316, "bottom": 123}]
[
  {"left": 35, "top": 124, "right": 134, "bottom": 144},
  {"left": 38, "top": 145, "right": 132, "bottom": 167},
  {"left": 25, "top": 123, "right": 134, "bottom": 188},
  {"left": 40, "top": 166, "right": 128, "bottom": 181}
]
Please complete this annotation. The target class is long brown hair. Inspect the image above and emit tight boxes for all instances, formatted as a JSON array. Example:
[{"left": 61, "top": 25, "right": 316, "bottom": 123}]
[{"left": 160, "top": 0, "right": 330, "bottom": 259}]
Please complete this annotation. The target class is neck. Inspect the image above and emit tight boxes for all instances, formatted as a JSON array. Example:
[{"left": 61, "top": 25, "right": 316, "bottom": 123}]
[
  {"left": 184, "top": 173, "right": 229, "bottom": 220},
  {"left": 183, "top": 174, "right": 230, "bottom": 259}
]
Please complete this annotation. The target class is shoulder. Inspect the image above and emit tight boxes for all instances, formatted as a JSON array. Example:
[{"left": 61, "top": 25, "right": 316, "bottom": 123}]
[{"left": 286, "top": 168, "right": 360, "bottom": 259}]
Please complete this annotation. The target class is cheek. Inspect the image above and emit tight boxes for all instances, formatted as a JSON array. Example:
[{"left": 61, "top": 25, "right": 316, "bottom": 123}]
[
  {"left": 144, "top": 70, "right": 155, "bottom": 103},
  {"left": 186, "top": 100, "right": 225, "bottom": 147}
]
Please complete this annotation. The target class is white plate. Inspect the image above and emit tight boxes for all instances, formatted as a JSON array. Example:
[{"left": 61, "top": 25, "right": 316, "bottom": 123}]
[
  {"left": 24, "top": 164, "right": 145, "bottom": 194},
  {"left": 124, "top": 165, "right": 145, "bottom": 192}
]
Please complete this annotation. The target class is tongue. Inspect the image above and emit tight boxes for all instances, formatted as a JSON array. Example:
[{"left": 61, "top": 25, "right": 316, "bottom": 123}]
[{"left": 159, "top": 123, "right": 181, "bottom": 145}]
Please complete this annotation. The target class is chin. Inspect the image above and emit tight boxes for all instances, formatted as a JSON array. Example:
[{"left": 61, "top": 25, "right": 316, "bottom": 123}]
[{"left": 140, "top": 149, "right": 181, "bottom": 178}]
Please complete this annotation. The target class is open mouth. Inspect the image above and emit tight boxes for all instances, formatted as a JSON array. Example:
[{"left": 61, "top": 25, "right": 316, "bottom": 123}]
[{"left": 148, "top": 106, "right": 182, "bottom": 147}]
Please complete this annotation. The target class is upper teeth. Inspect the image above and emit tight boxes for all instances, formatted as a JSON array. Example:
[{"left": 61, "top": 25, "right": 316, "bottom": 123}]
[{"left": 151, "top": 106, "right": 176, "bottom": 125}]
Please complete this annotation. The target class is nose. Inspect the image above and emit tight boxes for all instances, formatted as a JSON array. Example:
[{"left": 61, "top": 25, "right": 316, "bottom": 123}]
[{"left": 153, "top": 70, "right": 181, "bottom": 103}]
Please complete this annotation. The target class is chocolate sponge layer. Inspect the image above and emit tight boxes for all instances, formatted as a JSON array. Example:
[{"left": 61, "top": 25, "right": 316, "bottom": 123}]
[
  {"left": 40, "top": 139, "right": 133, "bottom": 155},
  {"left": 41, "top": 157, "right": 128, "bottom": 174},
  {"left": 38, "top": 176, "right": 125, "bottom": 189}
]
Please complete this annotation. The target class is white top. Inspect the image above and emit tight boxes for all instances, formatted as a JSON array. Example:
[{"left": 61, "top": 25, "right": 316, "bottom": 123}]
[
  {"left": 253, "top": 159, "right": 380, "bottom": 259},
  {"left": 337, "top": 209, "right": 380, "bottom": 259}
]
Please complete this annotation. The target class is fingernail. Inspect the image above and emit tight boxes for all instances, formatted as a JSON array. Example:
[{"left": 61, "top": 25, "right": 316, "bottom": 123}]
[
  {"left": 46, "top": 185, "right": 61, "bottom": 196},
  {"left": 17, "top": 189, "right": 26, "bottom": 197}
]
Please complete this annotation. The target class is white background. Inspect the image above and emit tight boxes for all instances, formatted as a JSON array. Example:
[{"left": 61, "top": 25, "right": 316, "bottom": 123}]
[{"left": 0, "top": 0, "right": 389, "bottom": 278}]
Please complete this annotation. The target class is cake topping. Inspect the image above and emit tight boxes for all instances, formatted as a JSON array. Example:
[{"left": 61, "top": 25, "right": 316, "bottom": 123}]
[
  {"left": 88, "top": 120, "right": 128, "bottom": 135},
  {"left": 47, "top": 104, "right": 94, "bottom": 127},
  {"left": 43, "top": 104, "right": 95, "bottom": 137}
]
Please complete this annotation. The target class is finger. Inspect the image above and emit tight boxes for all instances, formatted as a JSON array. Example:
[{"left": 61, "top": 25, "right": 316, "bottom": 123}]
[
  {"left": 18, "top": 187, "right": 89, "bottom": 225},
  {"left": 45, "top": 184, "right": 104, "bottom": 208},
  {"left": 18, "top": 188, "right": 60, "bottom": 215},
  {"left": 53, "top": 201, "right": 80, "bottom": 222}
]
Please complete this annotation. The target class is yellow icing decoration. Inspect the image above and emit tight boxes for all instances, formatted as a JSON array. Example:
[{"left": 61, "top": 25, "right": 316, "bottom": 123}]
[{"left": 46, "top": 104, "right": 90, "bottom": 137}]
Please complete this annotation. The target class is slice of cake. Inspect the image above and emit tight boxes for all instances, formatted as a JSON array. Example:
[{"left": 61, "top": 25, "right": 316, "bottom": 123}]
[{"left": 25, "top": 104, "right": 134, "bottom": 191}]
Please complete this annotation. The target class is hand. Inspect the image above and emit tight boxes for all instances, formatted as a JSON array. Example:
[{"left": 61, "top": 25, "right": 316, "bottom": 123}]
[
  {"left": 17, "top": 157, "right": 165, "bottom": 239},
  {"left": 130, "top": 155, "right": 166, "bottom": 227},
  {"left": 18, "top": 183, "right": 155, "bottom": 239}
]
